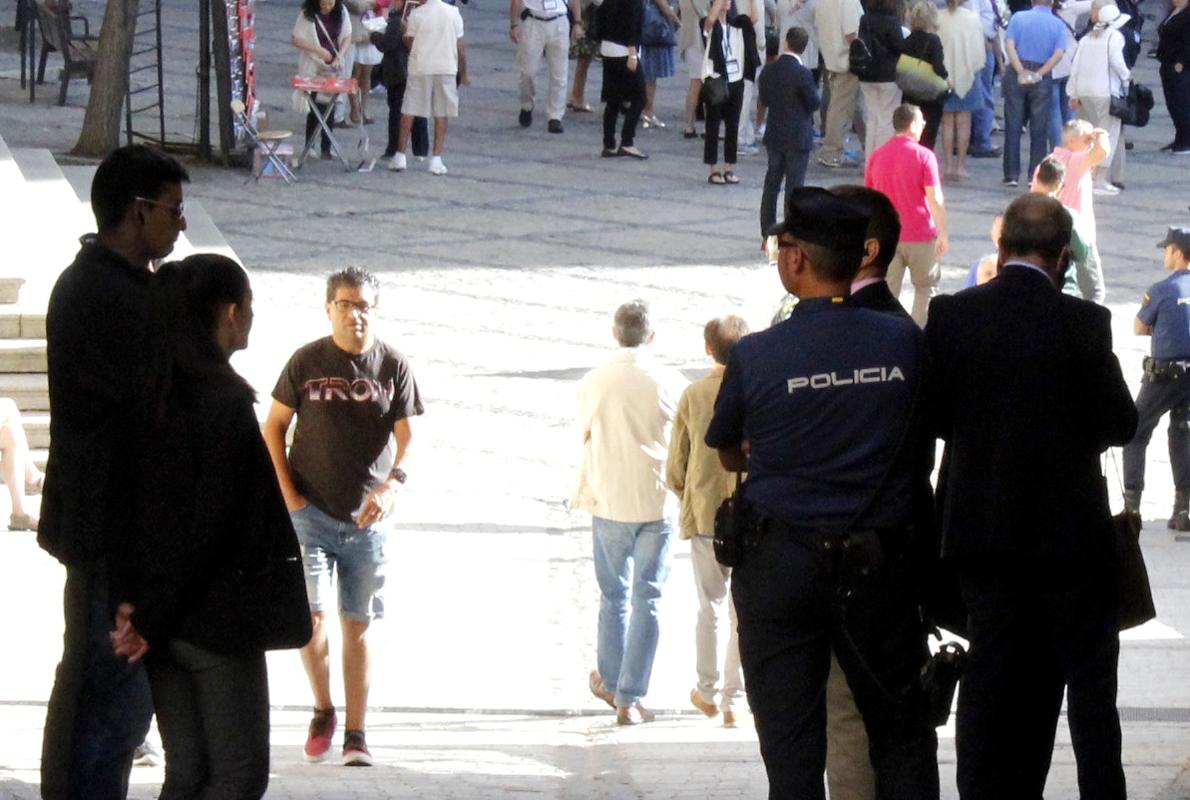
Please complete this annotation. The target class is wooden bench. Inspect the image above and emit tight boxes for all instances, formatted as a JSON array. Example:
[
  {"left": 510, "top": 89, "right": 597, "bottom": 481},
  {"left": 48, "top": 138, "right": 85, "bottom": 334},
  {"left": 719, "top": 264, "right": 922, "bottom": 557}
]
[{"left": 34, "top": 0, "right": 98, "bottom": 106}]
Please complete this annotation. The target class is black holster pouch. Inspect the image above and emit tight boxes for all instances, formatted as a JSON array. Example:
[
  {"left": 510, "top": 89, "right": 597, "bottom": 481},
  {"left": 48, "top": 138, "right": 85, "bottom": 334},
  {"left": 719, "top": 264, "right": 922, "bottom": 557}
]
[
  {"left": 713, "top": 473, "right": 749, "bottom": 568},
  {"left": 836, "top": 529, "right": 884, "bottom": 590},
  {"left": 923, "top": 641, "right": 967, "bottom": 727}
]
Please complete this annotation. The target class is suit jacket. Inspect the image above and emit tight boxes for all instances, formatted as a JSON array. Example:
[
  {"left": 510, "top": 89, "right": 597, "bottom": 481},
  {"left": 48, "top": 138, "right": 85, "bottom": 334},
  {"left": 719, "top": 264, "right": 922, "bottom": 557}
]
[
  {"left": 758, "top": 53, "right": 820, "bottom": 152},
  {"left": 926, "top": 265, "right": 1137, "bottom": 564},
  {"left": 848, "top": 279, "right": 910, "bottom": 318}
]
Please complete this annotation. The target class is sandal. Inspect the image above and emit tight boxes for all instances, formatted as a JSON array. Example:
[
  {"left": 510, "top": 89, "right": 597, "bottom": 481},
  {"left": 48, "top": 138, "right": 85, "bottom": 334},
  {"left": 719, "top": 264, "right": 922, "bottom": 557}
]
[
  {"left": 708, "top": 172, "right": 726, "bottom": 185},
  {"left": 683, "top": 128, "right": 699, "bottom": 139},
  {"left": 723, "top": 171, "right": 740, "bottom": 184},
  {"left": 25, "top": 474, "right": 44, "bottom": 495},
  {"left": 567, "top": 101, "right": 593, "bottom": 113},
  {"left": 9, "top": 512, "right": 37, "bottom": 532}
]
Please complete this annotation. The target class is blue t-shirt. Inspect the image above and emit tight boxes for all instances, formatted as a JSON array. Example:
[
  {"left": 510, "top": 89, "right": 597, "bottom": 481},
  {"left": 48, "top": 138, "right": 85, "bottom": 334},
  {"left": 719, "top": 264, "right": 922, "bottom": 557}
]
[
  {"left": 1138, "top": 270, "right": 1190, "bottom": 359},
  {"left": 1005, "top": 7, "right": 1067, "bottom": 64},
  {"left": 705, "top": 297, "right": 924, "bottom": 529}
]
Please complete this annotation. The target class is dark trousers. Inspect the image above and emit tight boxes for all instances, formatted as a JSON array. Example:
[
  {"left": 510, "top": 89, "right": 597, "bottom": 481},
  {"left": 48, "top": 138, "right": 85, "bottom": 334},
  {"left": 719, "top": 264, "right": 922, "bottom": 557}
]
[
  {"left": 602, "top": 57, "right": 646, "bottom": 150},
  {"left": 41, "top": 563, "right": 154, "bottom": 800},
  {"left": 955, "top": 558, "right": 1124, "bottom": 800},
  {"left": 759, "top": 145, "right": 810, "bottom": 236},
  {"left": 148, "top": 640, "right": 270, "bottom": 800},
  {"left": 732, "top": 526, "right": 939, "bottom": 800},
  {"left": 384, "top": 80, "right": 429, "bottom": 158},
  {"left": 704, "top": 80, "right": 745, "bottom": 165},
  {"left": 918, "top": 99, "right": 943, "bottom": 152},
  {"left": 1002, "top": 67, "right": 1052, "bottom": 181},
  {"left": 1161, "top": 62, "right": 1190, "bottom": 148},
  {"left": 1123, "top": 372, "right": 1190, "bottom": 491},
  {"left": 305, "top": 102, "right": 332, "bottom": 157}
]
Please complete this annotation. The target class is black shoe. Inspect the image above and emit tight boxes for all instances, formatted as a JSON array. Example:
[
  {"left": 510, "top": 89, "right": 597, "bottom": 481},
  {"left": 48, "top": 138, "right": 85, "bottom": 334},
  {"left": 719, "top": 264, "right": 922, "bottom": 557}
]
[
  {"left": 548, "top": 119, "right": 563, "bottom": 134},
  {"left": 601, "top": 148, "right": 622, "bottom": 157},
  {"left": 683, "top": 128, "right": 699, "bottom": 139},
  {"left": 1125, "top": 139, "right": 1134, "bottom": 151},
  {"left": 518, "top": 108, "right": 533, "bottom": 128},
  {"left": 1112, "top": 181, "right": 1126, "bottom": 191},
  {"left": 968, "top": 146, "right": 1001, "bottom": 158}
]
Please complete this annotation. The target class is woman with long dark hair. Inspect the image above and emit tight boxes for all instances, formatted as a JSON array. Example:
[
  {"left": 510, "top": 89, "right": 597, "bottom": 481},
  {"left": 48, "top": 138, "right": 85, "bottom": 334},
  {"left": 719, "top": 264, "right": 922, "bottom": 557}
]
[
  {"left": 291, "top": 0, "right": 352, "bottom": 161},
  {"left": 112, "top": 254, "right": 310, "bottom": 799}
]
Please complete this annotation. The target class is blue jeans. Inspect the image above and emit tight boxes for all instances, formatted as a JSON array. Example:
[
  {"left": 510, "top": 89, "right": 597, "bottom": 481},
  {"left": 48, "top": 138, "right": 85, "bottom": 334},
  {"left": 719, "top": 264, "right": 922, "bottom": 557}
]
[
  {"left": 592, "top": 516, "right": 675, "bottom": 707},
  {"left": 292, "top": 503, "right": 387, "bottom": 622},
  {"left": 42, "top": 564, "right": 154, "bottom": 800},
  {"left": 1049, "top": 76, "right": 1073, "bottom": 150},
  {"left": 1002, "top": 68, "right": 1052, "bottom": 181},
  {"left": 970, "top": 50, "right": 996, "bottom": 151}
]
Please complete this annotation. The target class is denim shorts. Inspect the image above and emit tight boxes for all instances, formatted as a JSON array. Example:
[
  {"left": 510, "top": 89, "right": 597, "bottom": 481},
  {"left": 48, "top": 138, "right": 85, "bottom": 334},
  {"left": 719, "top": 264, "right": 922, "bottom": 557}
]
[{"left": 290, "top": 503, "right": 386, "bottom": 622}]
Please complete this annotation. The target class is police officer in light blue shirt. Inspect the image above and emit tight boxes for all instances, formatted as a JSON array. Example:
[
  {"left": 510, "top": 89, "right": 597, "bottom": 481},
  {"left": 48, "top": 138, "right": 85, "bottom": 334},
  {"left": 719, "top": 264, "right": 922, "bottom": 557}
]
[
  {"left": 705, "top": 187, "right": 938, "bottom": 800},
  {"left": 1123, "top": 226, "right": 1190, "bottom": 530}
]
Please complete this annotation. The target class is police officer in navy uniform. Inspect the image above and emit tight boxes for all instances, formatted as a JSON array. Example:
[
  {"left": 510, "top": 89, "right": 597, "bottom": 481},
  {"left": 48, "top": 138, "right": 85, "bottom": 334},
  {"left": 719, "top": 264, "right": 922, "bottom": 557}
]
[
  {"left": 706, "top": 187, "right": 939, "bottom": 800},
  {"left": 1123, "top": 226, "right": 1190, "bottom": 529}
]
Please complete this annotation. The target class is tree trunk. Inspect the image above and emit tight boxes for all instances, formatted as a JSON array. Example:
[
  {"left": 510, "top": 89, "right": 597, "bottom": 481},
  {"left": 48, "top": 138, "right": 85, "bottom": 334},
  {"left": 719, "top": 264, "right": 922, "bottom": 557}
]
[{"left": 71, "top": 0, "right": 140, "bottom": 158}]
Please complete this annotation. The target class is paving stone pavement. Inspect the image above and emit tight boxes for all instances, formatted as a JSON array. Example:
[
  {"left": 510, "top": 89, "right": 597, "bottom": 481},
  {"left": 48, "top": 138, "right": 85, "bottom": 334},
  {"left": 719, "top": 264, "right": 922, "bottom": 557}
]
[{"left": 2, "top": 0, "right": 1190, "bottom": 796}]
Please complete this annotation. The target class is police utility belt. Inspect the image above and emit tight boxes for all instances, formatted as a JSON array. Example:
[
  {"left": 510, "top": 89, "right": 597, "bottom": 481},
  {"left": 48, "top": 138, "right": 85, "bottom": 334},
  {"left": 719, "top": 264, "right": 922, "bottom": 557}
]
[{"left": 1143, "top": 356, "right": 1190, "bottom": 381}]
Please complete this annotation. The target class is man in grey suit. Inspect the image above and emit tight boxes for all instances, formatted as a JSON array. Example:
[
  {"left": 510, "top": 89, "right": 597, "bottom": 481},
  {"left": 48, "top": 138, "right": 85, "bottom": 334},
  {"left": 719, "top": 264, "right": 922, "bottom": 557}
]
[{"left": 758, "top": 27, "right": 821, "bottom": 243}]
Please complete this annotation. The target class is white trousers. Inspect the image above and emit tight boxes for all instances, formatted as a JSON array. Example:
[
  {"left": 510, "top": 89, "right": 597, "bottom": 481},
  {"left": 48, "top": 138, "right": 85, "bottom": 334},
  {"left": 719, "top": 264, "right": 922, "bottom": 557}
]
[
  {"left": 517, "top": 15, "right": 570, "bottom": 122},
  {"left": 690, "top": 535, "right": 744, "bottom": 710}
]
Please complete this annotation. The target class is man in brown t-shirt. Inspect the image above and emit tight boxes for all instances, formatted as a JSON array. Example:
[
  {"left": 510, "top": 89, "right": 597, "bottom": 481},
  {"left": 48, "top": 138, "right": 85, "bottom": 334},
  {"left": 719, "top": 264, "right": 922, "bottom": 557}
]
[{"left": 263, "top": 267, "right": 423, "bottom": 768}]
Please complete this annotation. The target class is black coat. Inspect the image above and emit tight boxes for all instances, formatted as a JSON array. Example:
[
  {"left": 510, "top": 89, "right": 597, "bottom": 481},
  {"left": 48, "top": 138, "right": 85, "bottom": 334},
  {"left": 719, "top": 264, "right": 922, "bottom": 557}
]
[
  {"left": 858, "top": 10, "right": 904, "bottom": 83},
  {"left": 129, "top": 376, "right": 312, "bottom": 655},
  {"left": 371, "top": 8, "right": 411, "bottom": 87},
  {"left": 848, "top": 279, "right": 910, "bottom": 318},
  {"left": 1158, "top": 5, "right": 1190, "bottom": 67},
  {"left": 599, "top": 0, "right": 644, "bottom": 49},
  {"left": 926, "top": 266, "right": 1137, "bottom": 564},
  {"left": 707, "top": 14, "right": 761, "bottom": 82},
  {"left": 900, "top": 30, "right": 947, "bottom": 100},
  {"left": 757, "top": 53, "right": 820, "bottom": 152}
]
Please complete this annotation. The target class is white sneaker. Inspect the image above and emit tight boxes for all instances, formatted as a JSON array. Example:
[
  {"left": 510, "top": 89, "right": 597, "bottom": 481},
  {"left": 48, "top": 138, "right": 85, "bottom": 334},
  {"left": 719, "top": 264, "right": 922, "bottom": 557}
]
[
  {"left": 428, "top": 156, "right": 448, "bottom": 175},
  {"left": 388, "top": 153, "right": 407, "bottom": 171},
  {"left": 1093, "top": 183, "right": 1119, "bottom": 196}
]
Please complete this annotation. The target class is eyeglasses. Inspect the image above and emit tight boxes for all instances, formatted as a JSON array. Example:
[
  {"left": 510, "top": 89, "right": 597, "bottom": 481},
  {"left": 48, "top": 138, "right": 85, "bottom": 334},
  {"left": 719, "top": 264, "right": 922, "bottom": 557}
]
[
  {"left": 331, "top": 299, "right": 375, "bottom": 314},
  {"left": 135, "top": 196, "right": 186, "bottom": 220}
]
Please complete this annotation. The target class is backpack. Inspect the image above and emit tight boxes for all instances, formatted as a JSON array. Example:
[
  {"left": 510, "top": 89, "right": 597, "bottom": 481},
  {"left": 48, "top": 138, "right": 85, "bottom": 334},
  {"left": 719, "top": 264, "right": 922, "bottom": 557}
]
[{"left": 848, "top": 16, "right": 883, "bottom": 80}]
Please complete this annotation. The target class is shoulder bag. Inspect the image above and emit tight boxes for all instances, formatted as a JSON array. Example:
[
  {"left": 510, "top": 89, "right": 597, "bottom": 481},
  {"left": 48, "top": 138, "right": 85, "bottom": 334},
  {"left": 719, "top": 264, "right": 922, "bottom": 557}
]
[
  {"left": 895, "top": 52, "right": 949, "bottom": 102},
  {"left": 699, "top": 27, "right": 729, "bottom": 107},
  {"left": 642, "top": 0, "right": 678, "bottom": 47}
]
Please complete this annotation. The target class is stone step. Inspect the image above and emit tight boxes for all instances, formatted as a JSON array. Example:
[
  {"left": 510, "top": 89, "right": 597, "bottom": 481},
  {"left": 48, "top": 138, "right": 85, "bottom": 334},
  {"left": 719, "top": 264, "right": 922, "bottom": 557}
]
[
  {"left": 21, "top": 413, "right": 50, "bottom": 450},
  {"left": 0, "top": 374, "right": 49, "bottom": 411},
  {"left": 0, "top": 340, "right": 47, "bottom": 373},
  {"left": 0, "top": 304, "right": 47, "bottom": 339},
  {"left": 0, "top": 278, "right": 25, "bottom": 306}
]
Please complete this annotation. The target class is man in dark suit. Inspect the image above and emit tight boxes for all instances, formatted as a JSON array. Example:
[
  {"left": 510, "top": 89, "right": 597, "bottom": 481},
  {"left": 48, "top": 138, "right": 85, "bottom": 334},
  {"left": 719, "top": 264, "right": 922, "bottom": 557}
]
[
  {"left": 926, "top": 194, "right": 1137, "bottom": 800},
  {"left": 758, "top": 26, "right": 820, "bottom": 243},
  {"left": 833, "top": 184, "right": 909, "bottom": 318}
]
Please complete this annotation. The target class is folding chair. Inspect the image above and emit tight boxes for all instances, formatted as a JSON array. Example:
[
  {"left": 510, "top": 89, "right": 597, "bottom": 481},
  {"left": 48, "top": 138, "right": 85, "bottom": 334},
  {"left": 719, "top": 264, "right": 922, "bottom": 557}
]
[{"left": 231, "top": 99, "right": 296, "bottom": 183}]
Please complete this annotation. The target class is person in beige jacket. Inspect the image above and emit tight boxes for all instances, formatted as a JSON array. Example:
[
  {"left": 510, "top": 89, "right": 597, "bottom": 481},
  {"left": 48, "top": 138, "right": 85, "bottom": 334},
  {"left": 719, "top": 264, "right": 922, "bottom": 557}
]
[
  {"left": 572, "top": 300, "right": 687, "bottom": 725},
  {"left": 665, "top": 315, "right": 749, "bottom": 727}
]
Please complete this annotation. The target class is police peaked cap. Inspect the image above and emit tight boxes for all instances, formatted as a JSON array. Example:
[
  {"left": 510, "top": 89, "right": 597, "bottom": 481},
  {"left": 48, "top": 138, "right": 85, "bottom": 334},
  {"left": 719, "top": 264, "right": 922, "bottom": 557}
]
[{"left": 765, "top": 186, "right": 871, "bottom": 257}]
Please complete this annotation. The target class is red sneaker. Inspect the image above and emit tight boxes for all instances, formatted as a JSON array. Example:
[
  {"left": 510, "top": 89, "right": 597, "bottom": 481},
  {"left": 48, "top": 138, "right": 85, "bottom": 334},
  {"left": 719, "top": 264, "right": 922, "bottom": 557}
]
[
  {"left": 304, "top": 708, "right": 337, "bottom": 763},
  {"left": 342, "top": 729, "right": 373, "bottom": 767}
]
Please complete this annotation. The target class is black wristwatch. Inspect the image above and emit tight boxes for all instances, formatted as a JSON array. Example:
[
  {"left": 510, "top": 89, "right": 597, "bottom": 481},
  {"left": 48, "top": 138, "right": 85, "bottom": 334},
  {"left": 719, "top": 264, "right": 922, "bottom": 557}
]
[{"left": 387, "top": 467, "right": 407, "bottom": 485}]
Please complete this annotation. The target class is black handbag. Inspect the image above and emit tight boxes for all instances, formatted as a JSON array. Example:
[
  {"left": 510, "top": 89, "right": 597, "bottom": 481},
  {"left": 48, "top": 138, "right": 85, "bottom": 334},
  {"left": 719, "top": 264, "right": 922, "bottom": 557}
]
[
  {"left": 1113, "top": 507, "right": 1157, "bottom": 630},
  {"left": 923, "top": 640, "right": 967, "bottom": 727},
  {"left": 1106, "top": 451, "right": 1157, "bottom": 631},
  {"left": 713, "top": 472, "right": 747, "bottom": 567},
  {"left": 1109, "top": 79, "right": 1154, "bottom": 127},
  {"left": 699, "top": 29, "right": 729, "bottom": 107}
]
